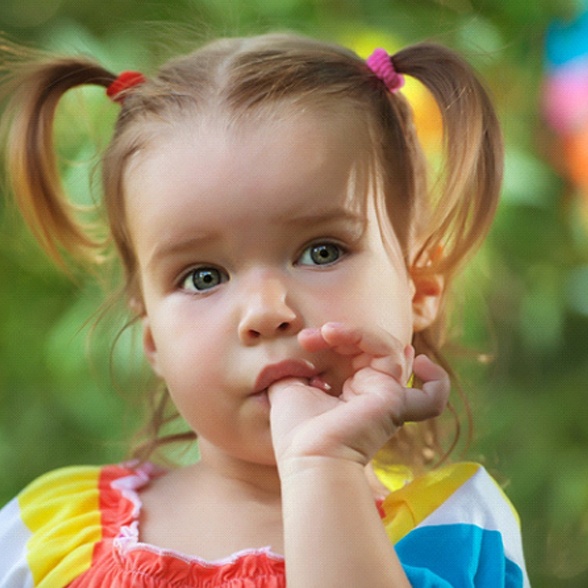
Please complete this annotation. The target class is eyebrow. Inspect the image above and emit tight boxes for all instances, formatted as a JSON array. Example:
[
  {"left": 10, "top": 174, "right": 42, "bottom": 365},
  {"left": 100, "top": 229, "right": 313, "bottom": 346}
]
[
  {"left": 146, "top": 234, "right": 216, "bottom": 271},
  {"left": 146, "top": 209, "right": 365, "bottom": 271},
  {"left": 281, "top": 208, "right": 365, "bottom": 227}
]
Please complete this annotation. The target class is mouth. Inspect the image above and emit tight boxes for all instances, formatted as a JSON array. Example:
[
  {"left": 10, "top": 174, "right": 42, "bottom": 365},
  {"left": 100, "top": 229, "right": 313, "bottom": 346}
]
[{"left": 253, "top": 359, "right": 332, "bottom": 395}]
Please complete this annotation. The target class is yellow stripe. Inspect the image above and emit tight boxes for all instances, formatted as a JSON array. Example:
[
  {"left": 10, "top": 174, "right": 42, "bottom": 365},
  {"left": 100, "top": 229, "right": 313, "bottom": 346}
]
[
  {"left": 373, "top": 463, "right": 414, "bottom": 493},
  {"left": 380, "top": 462, "right": 480, "bottom": 543},
  {"left": 18, "top": 466, "right": 102, "bottom": 587}
]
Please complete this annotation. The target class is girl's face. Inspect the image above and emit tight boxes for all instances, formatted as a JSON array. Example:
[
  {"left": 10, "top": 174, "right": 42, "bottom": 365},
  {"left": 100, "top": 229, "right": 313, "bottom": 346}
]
[{"left": 125, "top": 112, "right": 423, "bottom": 466}]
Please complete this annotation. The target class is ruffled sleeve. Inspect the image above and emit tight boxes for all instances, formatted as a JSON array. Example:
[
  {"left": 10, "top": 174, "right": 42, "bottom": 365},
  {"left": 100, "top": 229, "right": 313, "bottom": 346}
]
[
  {"left": 0, "top": 465, "right": 106, "bottom": 588},
  {"left": 380, "top": 462, "right": 530, "bottom": 587}
]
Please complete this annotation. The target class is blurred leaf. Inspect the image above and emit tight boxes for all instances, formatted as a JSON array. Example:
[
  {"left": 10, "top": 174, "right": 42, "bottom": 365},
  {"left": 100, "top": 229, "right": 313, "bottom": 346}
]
[
  {"left": 503, "top": 148, "right": 560, "bottom": 208},
  {"left": 566, "top": 265, "right": 588, "bottom": 315}
]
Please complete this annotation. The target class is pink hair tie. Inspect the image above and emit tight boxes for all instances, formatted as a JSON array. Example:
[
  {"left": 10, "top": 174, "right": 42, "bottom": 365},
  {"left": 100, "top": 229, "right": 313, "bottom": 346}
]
[
  {"left": 366, "top": 48, "right": 404, "bottom": 93},
  {"left": 106, "top": 71, "right": 146, "bottom": 103}
]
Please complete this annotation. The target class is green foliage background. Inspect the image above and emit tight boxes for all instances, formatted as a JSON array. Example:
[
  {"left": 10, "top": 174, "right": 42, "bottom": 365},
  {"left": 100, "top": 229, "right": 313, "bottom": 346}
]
[{"left": 1, "top": 1, "right": 588, "bottom": 585}]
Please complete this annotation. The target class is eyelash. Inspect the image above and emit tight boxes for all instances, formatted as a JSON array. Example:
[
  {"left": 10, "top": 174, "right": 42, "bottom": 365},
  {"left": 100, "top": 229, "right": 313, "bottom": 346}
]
[
  {"left": 178, "top": 240, "right": 349, "bottom": 293},
  {"left": 296, "top": 240, "right": 348, "bottom": 267},
  {"left": 180, "top": 266, "right": 228, "bottom": 293}
]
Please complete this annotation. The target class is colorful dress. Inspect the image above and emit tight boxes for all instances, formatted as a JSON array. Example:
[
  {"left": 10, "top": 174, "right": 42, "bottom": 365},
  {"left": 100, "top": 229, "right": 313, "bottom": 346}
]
[{"left": 0, "top": 461, "right": 529, "bottom": 587}]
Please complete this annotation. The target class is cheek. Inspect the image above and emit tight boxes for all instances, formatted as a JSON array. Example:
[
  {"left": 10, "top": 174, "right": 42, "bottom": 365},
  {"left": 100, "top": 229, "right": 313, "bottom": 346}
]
[
  {"left": 299, "top": 281, "right": 353, "bottom": 326},
  {"left": 148, "top": 302, "right": 227, "bottom": 379},
  {"left": 336, "top": 260, "right": 413, "bottom": 339}
]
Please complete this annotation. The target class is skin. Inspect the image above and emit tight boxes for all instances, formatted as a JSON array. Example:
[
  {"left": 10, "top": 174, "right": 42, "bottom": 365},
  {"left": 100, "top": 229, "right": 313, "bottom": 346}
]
[{"left": 125, "top": 111, "right": 449, "bottom": 586}]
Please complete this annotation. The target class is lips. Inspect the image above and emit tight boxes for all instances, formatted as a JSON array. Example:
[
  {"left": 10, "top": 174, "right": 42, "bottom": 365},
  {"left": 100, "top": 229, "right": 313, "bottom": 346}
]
[{"left": 254, "top": 359, "right": 329, "bottom": 394}]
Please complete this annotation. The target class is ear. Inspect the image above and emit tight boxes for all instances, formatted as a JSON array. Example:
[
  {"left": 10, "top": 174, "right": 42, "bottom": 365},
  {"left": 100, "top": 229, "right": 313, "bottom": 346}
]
[
  {"left": 129, "top": 296, "right": 161, "bottom": 376},
  {"left": 410, "top": 267, "right": 444, "bottom": 332},
  {"left": 142, "top": 317, "right": 162, "bottom": 377}
]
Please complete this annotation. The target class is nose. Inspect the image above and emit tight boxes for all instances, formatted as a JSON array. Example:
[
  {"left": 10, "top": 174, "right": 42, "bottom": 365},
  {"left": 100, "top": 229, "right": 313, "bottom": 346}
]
[{"left": 238, "top": 274, "right": 302, "bottom": 344}]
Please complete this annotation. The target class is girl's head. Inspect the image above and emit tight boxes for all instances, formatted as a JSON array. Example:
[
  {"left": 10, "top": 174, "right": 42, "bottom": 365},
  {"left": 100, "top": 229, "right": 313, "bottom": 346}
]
[
  {"left": 2, "top": 33, "right": 502, "bottom": 467},
  {"left": 105, "top": 35, "right": 500, "bottom": 305}
]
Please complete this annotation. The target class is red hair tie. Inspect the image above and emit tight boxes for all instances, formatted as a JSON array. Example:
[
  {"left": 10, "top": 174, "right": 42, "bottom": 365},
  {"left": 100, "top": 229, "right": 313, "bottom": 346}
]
[
  {"left": 106, "top": 71, "right": 146, "bottom": 103},
  {"left": 366, "top": 48, "right": 404, "bottom": 93}
]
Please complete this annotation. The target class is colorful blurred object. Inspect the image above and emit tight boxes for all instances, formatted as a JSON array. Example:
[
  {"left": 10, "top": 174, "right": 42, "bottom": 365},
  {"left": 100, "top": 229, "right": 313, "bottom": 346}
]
[{"left": 543, "top": 6, "right": 588, "bottom": 195}]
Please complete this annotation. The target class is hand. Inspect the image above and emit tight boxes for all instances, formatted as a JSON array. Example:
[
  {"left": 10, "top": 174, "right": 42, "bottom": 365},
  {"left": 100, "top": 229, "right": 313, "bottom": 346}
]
[{"left": 268, "top": 322, "right": 449, "bottom": 467}]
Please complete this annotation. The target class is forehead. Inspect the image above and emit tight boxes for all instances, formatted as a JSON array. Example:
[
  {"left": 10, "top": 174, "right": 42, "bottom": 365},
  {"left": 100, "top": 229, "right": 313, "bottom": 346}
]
[{"left": 124, "top": 110, "right": 373, "bottom": 236}]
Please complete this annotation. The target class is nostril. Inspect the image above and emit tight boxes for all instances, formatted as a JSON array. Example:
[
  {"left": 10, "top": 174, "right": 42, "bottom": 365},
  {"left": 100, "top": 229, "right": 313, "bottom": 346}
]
[
  {"left": 278, "top": 322, "right": 290, "bottom": 331},
  {"left": 248, "top": 329, "right": 261, "bottom": 338}
]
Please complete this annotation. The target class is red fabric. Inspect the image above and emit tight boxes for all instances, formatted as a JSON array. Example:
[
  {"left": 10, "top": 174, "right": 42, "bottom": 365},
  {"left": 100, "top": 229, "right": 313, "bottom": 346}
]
[
  {"left": 69, "top": 547, "right": 285, "bottom": 587},
  {"left": 375, "top": 498, "right": 386, "bottom": 519},
  {"left": 66, "top": 465, "right": 286, "bottom": 587}
]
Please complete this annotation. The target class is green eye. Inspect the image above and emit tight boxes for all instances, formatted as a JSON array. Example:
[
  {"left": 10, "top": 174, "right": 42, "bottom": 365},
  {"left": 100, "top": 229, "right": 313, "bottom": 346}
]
[
  {"left": 182, "top": 267, "right": 227, "bottom": 291},
  {"left": 298, "top": 242, "right": 344, "bottom": 266}
]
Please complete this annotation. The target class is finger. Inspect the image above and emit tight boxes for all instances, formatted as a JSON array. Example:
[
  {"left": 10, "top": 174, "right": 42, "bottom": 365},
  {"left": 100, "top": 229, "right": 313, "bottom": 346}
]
[
  {"left": 401, "top": 354, "right": 450, "bottom": 422},
  {"left": 297, "top": 326, "right": 330, "bottom": 352},
  {"left": 299, "top": 324, "right": 408, "bottom": 383},
  {"left": 412, "top": 354, "right": 449, "bottom": 390},
  {"left": 300, "top": 323, "right": 412, "bottom": 383},
  {"left": 267, "top": 376, "right": 310, "bottom": 403},
  {"left": 403, "top": 344, "right": 415, "bottom": 385},
  {"left": 300, "top": 322, "right": 404, "bottom": 357},
  {"left": 298, "top": 323, "right": 364, "bottom": 355},
  {"left": 323, "top": 322, "right": 401, "bottom": 357}
]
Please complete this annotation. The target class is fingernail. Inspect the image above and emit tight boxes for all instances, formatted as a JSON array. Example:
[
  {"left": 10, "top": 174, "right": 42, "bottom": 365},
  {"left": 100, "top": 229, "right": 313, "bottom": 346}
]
[
  {"left": 404, "top": 344, "right": 415, "bottom": 359},
  {"left": 324, "top": 322, "right": 345, "bottom": 330},
  {"left": 301, "top": 327, "right": 320, "bottom": 336}
]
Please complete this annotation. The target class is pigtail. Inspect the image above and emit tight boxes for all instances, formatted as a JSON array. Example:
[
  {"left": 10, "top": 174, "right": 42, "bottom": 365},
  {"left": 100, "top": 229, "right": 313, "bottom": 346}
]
[
  {"left": 373, "top": 45, "right": 503, "bottom": 468},
  {"left": 392, "top": 43, "right": 503, "bottom": 276},
  {"left": 0, "top": 44, "right": 116, "bottom": 267}
]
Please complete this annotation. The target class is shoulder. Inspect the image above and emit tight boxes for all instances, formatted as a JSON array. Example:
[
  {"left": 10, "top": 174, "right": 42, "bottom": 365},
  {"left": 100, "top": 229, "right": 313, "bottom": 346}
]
[
  {"left": 0, "top": 463, "right": 156, "bottom": 588},
  {"left": 380, "top": 462, "right": 520, "bottom": 540},
  {"left": 381, "top": 462, "right": 530, "bottom": 587}
]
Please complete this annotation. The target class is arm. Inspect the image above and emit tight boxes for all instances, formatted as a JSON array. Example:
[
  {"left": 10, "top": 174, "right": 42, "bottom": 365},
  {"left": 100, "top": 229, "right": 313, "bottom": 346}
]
[
  {"left": 269, "top": 323, "right": 449, "bottom": 588},
  {"left": 279, "top": 455, "right": 410, "bottom": 587}
]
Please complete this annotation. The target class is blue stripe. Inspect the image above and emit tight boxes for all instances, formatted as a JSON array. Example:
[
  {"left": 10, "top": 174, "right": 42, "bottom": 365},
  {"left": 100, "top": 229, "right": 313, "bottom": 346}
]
[{"left": 396, "top": 524, "right": 524, "bottom": 587}]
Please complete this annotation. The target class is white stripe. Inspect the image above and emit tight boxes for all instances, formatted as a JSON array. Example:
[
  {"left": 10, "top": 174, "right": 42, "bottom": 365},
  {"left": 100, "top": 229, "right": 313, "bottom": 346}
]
[
  {"left": 0, "top": 497, "right": 35, "bottom": 588},
  {"left": 417, "top": 467, "right": 529, "bottom": 587}
]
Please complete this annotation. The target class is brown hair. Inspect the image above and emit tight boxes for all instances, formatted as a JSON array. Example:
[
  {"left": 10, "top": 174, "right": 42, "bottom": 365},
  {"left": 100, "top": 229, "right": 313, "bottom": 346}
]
[{"left": 1, "top": 33, "right": 502, "bottom": 469}]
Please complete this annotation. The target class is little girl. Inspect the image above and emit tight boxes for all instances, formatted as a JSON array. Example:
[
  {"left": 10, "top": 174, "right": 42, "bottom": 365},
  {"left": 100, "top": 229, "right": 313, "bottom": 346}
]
[{"left": 0, "top": 32, "right": 529, "bottom": 586}]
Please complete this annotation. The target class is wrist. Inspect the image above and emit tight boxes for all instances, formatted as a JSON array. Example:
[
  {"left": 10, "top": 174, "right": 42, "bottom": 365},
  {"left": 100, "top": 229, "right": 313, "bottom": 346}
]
[
  {"left": 273, "top": 428, "right": 374, "bottom": 469},
  {"left": 277, "top": 453, "right": 367, "bottom": 487}
]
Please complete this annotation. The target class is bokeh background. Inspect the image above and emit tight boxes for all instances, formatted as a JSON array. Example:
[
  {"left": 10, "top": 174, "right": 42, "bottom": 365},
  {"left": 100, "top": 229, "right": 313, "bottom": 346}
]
[{"left": 1, "top": 0, "right": 588, "bottom": 585}]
